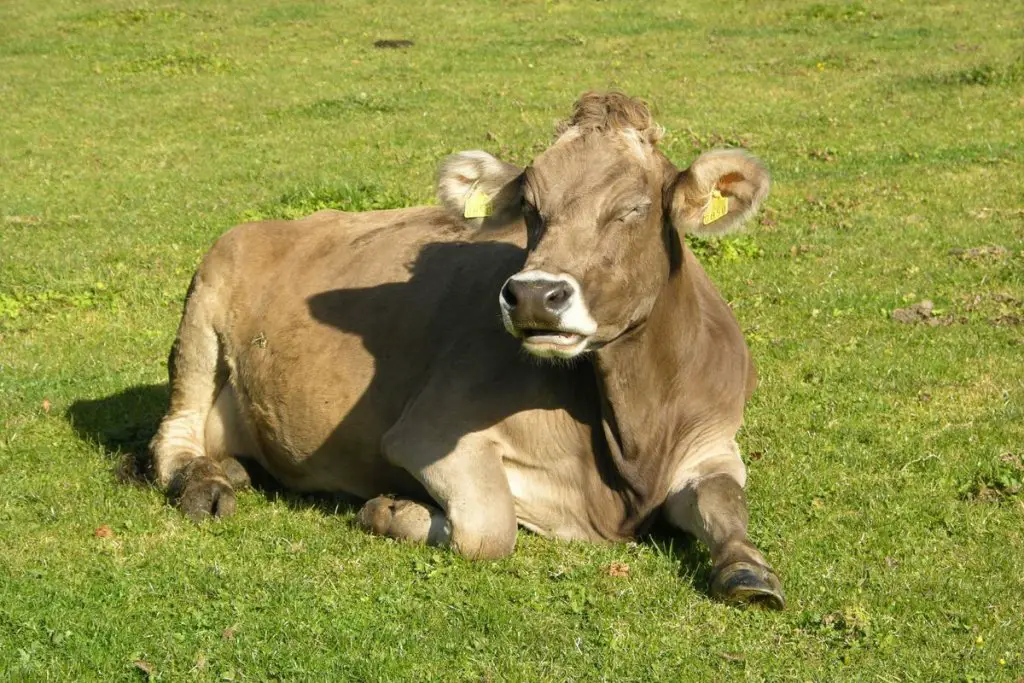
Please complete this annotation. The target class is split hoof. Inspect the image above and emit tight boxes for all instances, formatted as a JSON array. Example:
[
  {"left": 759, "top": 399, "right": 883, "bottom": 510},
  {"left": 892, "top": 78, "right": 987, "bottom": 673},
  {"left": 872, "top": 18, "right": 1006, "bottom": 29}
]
[
  {"left": 174, "top": 459, "right": 237, "bottom": 522},
  {"left": 710, "top": 561, "right": 786, "bottom": 610}
]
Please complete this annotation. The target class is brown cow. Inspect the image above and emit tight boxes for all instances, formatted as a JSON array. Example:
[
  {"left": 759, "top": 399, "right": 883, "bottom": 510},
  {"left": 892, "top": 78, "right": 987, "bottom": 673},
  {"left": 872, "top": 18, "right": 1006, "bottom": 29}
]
[{"left": 151, "top": 92, "right": 784, "bottom": 608}]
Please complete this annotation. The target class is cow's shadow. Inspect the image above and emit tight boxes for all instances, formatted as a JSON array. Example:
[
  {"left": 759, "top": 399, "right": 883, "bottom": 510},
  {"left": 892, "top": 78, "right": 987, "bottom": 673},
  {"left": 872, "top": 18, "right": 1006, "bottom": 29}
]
[
  {"left": 645, "top": 521, "right": 713, "bottom": 588},
  {"left": 67, "top": 383, "right": 167, "bottom": 485},
  {"left": 300, "top": 238, "right": 608, "bottom": 504}
]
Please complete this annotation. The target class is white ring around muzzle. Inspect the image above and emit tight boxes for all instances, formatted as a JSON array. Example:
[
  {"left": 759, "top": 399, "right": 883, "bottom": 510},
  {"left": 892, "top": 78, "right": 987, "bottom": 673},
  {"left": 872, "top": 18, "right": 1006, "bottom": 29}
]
[{"left": 498, "top": 270, "right": 598, "bottom": 338}]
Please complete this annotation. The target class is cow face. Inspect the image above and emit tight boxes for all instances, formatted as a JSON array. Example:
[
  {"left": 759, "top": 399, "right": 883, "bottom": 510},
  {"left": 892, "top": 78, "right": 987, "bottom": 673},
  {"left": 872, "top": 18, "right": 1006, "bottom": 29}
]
[{"left": 438, "top": 93, "right": 769, "bottom": 360}]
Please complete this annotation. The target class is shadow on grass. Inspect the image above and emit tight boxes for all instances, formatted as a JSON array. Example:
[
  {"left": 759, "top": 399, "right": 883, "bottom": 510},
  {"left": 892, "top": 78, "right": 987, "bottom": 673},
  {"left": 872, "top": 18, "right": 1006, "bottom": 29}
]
[
  {"left": 65, "top": 384, "right": 361, "bottom": 517},
  {"left": 644, "top": 519, "right": 715, "bottom": 590},
  {"left": 67, "top": 383, "right": 168, "bottom": 484}
]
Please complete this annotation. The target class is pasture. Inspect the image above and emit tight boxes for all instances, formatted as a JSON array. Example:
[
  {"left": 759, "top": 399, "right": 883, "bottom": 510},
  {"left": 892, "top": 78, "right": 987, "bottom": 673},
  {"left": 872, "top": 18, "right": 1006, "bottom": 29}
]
[{"left": 1, "top": 0, "right": 1022, "bottom": 679}]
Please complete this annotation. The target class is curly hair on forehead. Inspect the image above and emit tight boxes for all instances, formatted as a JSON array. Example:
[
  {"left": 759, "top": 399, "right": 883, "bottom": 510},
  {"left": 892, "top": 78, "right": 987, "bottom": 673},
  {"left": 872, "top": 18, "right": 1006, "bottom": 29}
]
[{"left": 555, "top": 91, "right": 664, "bottom": 144}]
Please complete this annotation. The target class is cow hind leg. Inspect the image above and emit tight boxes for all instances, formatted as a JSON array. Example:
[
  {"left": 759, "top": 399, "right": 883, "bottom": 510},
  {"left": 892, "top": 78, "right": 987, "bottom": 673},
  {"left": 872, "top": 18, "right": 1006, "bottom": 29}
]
[
  {"left": 664, "top": 450, "right": 785, "bottom": 609},
  {"left": 150, "top": 276, "right": 238, "bottom": 522}
]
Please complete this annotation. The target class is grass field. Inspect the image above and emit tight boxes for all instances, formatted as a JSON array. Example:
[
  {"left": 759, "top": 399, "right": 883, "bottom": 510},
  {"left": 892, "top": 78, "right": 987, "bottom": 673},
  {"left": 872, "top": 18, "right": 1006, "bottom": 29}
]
[{"left": 2, "top": 0, "right": 1023, "bottom": 679}]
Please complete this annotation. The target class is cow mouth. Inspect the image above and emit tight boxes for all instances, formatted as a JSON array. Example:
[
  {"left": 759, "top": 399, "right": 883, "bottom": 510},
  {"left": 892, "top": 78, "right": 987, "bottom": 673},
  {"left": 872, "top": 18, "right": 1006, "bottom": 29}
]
[
  {"left": 518, "top": 328, "right": 589, "bottom": 357},
  {"left": 521, "top": 328, "right": 583, "bottom": 345}
]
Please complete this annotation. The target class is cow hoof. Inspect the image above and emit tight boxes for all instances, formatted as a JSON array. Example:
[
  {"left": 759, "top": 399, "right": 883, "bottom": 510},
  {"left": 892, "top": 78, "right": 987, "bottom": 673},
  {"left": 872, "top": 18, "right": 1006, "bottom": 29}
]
[
  {"left": 356, "top": 496, "right": 450, "bottom": 546},
  {"left": 710, "top": 561, "right": 785, "bottom": 610},
  {"left": 356, "top": 495, "right": 399, "bottom": 535},
  {"left": 219, "top": 457, "right": 251, "bottom": 489},
  {"left": 175, "top": 460, "right": 236, "bottom": 522}
]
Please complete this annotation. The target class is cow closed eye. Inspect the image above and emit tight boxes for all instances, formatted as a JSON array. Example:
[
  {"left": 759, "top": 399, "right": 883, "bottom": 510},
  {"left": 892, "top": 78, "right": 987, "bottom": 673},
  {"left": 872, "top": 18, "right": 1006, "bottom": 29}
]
[{"left": 614, "top": 203, "right": 650, "bottom": 223}]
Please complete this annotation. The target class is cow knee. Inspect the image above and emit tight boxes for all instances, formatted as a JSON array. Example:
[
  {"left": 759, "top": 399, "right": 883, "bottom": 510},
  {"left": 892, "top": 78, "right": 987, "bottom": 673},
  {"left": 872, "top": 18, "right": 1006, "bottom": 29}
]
[{"left": 448, "top": 504, "right": 517, "bottom": 561}]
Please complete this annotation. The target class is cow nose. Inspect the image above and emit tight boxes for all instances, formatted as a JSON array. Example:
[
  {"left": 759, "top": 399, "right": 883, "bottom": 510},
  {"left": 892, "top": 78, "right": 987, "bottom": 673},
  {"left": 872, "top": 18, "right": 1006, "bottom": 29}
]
[
  {"left": 544, "top": 281, "right": 573, "bottom": 310},
  {"left": 501, "top": 280, "right": 573, "bottom": 312},
  {"left": 500, "top": 275, "right": 576, "bottom": 329},
  {"left": 499, "top": 280, "right": 519, "bottom": 309}
]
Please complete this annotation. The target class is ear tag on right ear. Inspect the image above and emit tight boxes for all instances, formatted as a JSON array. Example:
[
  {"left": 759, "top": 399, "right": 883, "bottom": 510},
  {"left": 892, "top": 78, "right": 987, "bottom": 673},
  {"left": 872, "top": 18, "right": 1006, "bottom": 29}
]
[
  {"left": 702, "top": 188, "right": 729, "bottom": 225},
  {"left": 464, "top": 185, "right": 493, "bottom": 219}
]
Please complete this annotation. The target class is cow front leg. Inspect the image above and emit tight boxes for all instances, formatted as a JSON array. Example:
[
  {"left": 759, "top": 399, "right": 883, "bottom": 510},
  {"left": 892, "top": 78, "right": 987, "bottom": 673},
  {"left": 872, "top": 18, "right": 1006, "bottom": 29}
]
[
  {"left": 377, "top": 428, "right": 518, "bottom": 561},
  {"left": 664, "top": 471, "right": 785, "bottom": 610}
]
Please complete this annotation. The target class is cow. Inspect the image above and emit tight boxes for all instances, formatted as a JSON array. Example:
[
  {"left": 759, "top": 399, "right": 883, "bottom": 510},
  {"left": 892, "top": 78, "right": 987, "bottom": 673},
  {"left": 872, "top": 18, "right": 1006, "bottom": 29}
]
[{"left": 150, "top": 92, "right": 784, "bottom": 608}]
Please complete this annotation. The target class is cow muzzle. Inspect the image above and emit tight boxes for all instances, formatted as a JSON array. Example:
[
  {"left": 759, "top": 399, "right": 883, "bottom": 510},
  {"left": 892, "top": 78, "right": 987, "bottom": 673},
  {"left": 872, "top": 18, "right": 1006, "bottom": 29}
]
[{"left": 498, "top": 270, "right": 597, "bottom": 359}]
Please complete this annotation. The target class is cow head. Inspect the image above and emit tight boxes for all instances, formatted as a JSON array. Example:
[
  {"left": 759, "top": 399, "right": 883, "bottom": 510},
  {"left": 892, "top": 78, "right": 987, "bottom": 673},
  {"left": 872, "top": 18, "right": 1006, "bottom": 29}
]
[{"left": 438, "top": 92, "right": 770, "bottom": 359}]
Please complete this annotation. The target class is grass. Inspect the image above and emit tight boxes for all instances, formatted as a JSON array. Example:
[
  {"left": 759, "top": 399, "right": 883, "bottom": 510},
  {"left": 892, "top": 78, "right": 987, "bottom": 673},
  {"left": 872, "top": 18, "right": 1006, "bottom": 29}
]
[{"left": 1, "top": 0, "right": 1022, "bottom": 679}]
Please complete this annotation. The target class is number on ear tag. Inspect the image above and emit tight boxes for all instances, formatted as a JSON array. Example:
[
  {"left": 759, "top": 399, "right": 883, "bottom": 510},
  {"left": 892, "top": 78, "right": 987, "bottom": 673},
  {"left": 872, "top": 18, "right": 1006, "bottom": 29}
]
[
  {"left": 702, "top": 189, "right": 729, "bottom": 225},
  {"left": 464, "top": 188, "right": 493, "bottom": 218}
]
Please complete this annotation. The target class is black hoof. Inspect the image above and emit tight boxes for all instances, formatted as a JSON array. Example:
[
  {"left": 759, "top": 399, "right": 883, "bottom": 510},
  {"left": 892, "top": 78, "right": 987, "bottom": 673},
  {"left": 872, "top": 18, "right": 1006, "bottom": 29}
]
[
  {"left": 173, "top": 459, "right": 236, "bottom": 522},
  {"left": 710, "top": 561, "right": 786, "bottom": 610},
  {"left": 219, "top": 457, "right": 251, "bottom": 489},
  {"left": 180, "top": 476, "right": 236, "bottom": 522}
]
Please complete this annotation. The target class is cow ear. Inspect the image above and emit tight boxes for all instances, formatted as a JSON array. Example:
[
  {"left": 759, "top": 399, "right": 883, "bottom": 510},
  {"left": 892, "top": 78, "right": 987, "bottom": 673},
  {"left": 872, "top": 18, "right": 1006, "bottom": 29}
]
[
  {"left": 669, "top": 149, "right": 770, "bottom": 236},
  {"left": 437, "top": 151, "right": 524, "bottom": 228}
]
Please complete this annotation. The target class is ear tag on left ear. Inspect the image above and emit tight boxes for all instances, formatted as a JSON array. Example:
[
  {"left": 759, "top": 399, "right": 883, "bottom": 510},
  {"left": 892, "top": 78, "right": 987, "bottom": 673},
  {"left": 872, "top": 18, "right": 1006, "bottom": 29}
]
[
  {"left": 464, "top": 185, "right": 493, "bottom": 219},
  {"left": 702, "top": 189, "right": 729, "bottom": 225}
]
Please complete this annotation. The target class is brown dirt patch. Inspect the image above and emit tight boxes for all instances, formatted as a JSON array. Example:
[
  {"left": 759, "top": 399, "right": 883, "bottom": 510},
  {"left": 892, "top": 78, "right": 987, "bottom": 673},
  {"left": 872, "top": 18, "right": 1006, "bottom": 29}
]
[
  {"left": 606, "top": 562, "right": 631, "bottom": 578},
  {"left": 891, "top": 300, "right": 958, "bottom": 326},
  {"left": 961, "top": 293, "right": 1024, "bottom": 325}
]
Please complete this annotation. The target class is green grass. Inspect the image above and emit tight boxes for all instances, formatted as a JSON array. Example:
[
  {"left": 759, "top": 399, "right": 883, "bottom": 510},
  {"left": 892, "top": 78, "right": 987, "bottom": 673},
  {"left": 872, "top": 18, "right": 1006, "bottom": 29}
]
[{"left": 1, "top": 0, "right": 1022, "bottom": 679}]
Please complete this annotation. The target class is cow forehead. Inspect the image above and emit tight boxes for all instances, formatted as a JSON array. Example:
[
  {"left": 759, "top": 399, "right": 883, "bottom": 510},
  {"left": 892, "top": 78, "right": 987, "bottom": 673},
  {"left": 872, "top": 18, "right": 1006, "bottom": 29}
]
[{"left": 526, "top": 132, "right": 661, "bottom": 209}]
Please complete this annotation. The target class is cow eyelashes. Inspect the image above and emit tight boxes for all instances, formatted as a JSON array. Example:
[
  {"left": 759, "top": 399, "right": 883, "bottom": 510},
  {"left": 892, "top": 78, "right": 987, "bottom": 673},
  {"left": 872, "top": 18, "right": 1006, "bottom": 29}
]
[{"left": 614, "top": 203, "right": 651, "bottom": 223}]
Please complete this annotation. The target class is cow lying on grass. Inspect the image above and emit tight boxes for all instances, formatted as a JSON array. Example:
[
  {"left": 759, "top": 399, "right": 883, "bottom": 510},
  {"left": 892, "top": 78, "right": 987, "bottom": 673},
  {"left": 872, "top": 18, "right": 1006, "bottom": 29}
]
[{"left": 151, "top": 92, "right": 784, "bottom": 608}]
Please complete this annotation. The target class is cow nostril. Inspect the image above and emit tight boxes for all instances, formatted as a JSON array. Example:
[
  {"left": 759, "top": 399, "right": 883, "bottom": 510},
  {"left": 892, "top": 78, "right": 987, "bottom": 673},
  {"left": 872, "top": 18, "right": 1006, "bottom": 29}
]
[
  {"left": 500, "top": 281, "right": 518, "bottom": 309},
  {"left": 545, "top": 282, "right": 572, "bottom": 311}
]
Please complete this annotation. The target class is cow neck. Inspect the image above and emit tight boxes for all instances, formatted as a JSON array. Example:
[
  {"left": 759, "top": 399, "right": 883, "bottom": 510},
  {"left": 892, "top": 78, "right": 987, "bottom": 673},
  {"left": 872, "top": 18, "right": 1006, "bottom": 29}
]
[{"left": 590, "top": 255, "right": 701, "bottom": 529}]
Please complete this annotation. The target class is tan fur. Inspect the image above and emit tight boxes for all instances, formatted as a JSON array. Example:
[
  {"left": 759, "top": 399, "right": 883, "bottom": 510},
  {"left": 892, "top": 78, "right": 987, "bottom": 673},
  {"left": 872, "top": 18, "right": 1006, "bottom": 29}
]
[
  {"left": 554, "top": 91, "right": 664, "bottom": 144},
  {"left": 151, "top": 92, "right": 784, "bottom": 605}
]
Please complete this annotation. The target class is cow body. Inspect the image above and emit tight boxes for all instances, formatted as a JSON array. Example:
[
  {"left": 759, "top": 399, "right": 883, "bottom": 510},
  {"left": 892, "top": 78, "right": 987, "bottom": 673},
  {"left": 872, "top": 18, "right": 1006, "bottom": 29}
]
[{"left": 152, "top": 93, "right": 785, "bottom": 607}]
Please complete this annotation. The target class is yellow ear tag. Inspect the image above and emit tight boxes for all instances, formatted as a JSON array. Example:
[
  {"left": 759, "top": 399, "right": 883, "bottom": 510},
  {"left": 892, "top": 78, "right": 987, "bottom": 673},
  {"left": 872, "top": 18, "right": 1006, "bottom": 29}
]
[
  {"left": 464, "top": 186, "right": 493, "bottom": 219},
  {"left": 702, "top": 189, "right": 729, "bottom": 225}
]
